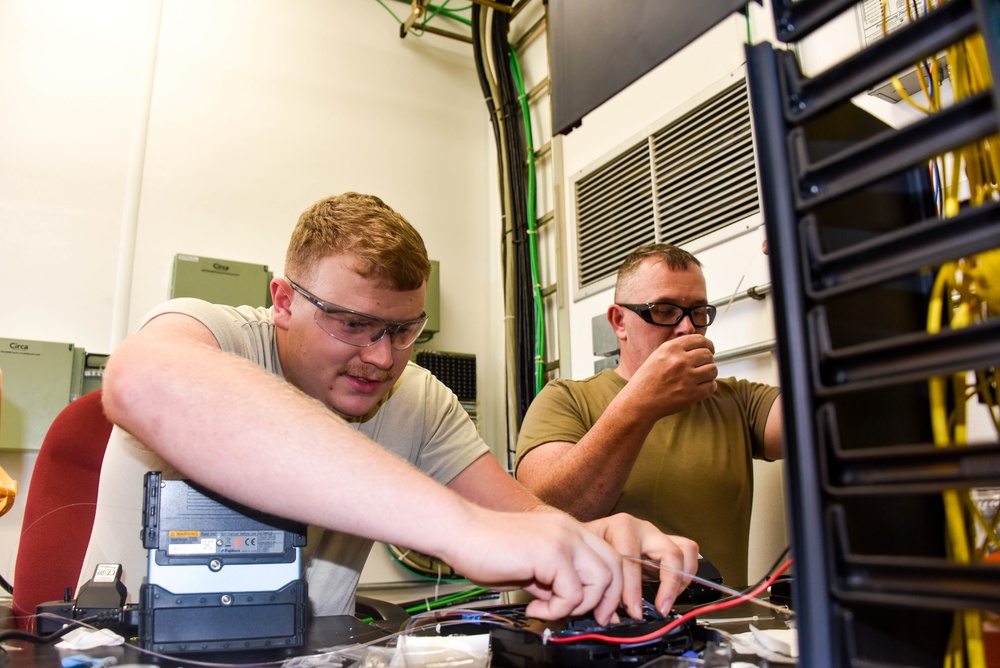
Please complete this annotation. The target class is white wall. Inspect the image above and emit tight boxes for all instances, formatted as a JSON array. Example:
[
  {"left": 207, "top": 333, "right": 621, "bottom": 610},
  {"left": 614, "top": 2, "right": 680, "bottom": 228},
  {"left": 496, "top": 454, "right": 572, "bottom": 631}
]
[{"left": 0, "top": 0, "right": 500, "bottom": 584}]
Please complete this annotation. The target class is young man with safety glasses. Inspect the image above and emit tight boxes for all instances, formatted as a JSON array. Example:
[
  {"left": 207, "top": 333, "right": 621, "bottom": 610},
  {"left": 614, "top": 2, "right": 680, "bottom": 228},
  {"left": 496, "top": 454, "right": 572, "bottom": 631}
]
[{"left": 80, "top": 194, "right": 698, "bottom": 626}]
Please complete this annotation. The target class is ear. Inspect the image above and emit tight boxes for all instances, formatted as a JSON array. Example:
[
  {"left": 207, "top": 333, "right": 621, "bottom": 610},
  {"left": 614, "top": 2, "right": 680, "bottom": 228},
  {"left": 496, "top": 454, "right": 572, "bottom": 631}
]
[
  {"left": 271, "top": 278, "right": 294, "bottom": 328},
  {"left": 607, "top": 304, "right": 628, "bottom": 342}
]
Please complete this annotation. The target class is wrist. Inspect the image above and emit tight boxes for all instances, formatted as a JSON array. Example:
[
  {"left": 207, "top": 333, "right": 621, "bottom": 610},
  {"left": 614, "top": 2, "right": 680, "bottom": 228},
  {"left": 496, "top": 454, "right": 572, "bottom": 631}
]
[{"left": 433, "top": 497, "right": 487, "bottom": 570}]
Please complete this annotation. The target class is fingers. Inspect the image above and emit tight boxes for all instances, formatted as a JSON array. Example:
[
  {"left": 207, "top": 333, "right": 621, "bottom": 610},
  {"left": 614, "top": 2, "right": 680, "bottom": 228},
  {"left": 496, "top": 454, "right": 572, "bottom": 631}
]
[
  {"left": 669, "top": 332, "right": 716, "bottom": 356},
  {"left": 586, "top": 515, "right": 700, "bottom": 617},
  {"left": 656, "top": 336, "right": 717, "bottom": 378},
  {"left": 462, "top": 511, "right": 682, "bottom": 626},
  {"left": 633, "top": 337, "right": 718, "bottom": 414},
  {"left": 492, "top": 513, "right": 620, "bottom": 626},
  {"left": 652, "top": 535, "right": 699, "bottom": 615},
  {"left": 520, "top": 533, "right": 619, "bottom": 624},
  {"left": 585, "top": 515, "right": 644, "bottom": 619},
  {"left": 577, "top": 528, "right": 624, "bottom": 624},
  {"left": 622, "top": 549, "right": 644, "bottom": 620},
  {"left": 521, "top": 566, "right": 581, "bottom": 621}
]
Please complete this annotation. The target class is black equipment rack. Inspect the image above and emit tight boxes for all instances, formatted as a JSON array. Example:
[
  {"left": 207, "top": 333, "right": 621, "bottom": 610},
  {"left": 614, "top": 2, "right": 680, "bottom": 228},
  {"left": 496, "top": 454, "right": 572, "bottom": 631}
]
[{"left": 747, "top": 0, "right": 1000, "bottom": 665}]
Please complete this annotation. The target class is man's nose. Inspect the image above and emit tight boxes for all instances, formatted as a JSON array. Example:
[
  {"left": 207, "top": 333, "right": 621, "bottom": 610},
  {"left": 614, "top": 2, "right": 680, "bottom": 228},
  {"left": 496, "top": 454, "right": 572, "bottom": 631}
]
[
  {"left": 673, "top": 315, "right": 698, "bottom": 335},
  {"left": 359, "top": 332, "right": 395, "bottom": 368}
]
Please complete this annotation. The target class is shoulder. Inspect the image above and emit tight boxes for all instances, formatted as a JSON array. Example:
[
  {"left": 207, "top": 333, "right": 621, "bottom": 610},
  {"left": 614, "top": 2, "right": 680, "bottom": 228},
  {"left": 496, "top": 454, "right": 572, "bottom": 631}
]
[
  {"left": 715, "top": 376, "right": 778, "bottom": 395},
  {"left": 139, "top": 299, "right": 276, "bottom": 362},
  {"left": 541, "top": 368, "right": 623, "bottom": 397},
  {"left": 394, "top": 361, "right": 441, "bottom": 394},
  {"left": 711, "top": 377, "right": 780, "bottom": 412},
  {"left": 139, "top": 298, "right": 273, "bottom": 331},
  {"left": 526, "top": 368, "right": 623, "bottom": 422}
]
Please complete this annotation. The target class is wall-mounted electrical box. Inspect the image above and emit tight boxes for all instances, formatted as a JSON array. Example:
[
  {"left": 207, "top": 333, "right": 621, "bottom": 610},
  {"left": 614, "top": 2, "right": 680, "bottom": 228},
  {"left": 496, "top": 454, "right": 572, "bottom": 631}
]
[
  {"left": 0, "top": 337, "right": 80, "bottom": 451},
  {"left": 592, "top": 313, "right": 619, "bottom": 373},
  {"left": 171, "top": 254, "right": 273, "bottom": 308},
  {"left": 81, "top": 353, "right": 109, "bottom": 396},
  {"left": 415, "top": 350, "right": 477, "bottom": 430}
]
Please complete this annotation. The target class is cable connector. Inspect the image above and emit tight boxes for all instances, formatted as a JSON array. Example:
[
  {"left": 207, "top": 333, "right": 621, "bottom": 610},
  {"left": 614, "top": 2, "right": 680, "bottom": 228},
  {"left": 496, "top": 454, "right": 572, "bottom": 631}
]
[
  {"left": 35, "top": 564, "right": 136, "bottom": 638},
  {"left": 400, "top": 0, "right": 429, "bottom": 38}
]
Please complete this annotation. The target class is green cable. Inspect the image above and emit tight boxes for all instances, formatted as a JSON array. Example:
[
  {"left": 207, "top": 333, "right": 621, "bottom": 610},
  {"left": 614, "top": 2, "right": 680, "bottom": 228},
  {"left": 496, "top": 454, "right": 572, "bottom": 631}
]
[
  {"left": 375, "top": 0, "right": 404, "bottom": 25},
  {"left": 355, "top": 587, "right": 490, "bottom": 620},
  {"left": 426, "top": 1, "right": 473, "bottom": 27},
  {"left": 386, "top": 544, "right": 470, "bottom": 583},
  {"left": 404, "top": 586, "right": 491, "bottom": 613},
  {"left": 508, "top": 45, "right": 545, "bottom": 395},
  {"left": 378, "top": 0, "right": 473, "bottom": 31},
  {"left": 745, "top": 3, "right": 752, "bottom": 44}
]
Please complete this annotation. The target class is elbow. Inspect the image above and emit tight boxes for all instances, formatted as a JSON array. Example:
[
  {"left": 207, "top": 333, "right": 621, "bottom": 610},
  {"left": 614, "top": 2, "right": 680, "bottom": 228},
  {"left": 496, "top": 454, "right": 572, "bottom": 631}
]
[
  {"left": 100, "top": 344, "right": 154, "bottom": 428},
  {"left": 100, "top": 354, "right": 131, "bottom": 427},
  {"left": 523, "top": 479, "right": 603, "bottom": 522}
]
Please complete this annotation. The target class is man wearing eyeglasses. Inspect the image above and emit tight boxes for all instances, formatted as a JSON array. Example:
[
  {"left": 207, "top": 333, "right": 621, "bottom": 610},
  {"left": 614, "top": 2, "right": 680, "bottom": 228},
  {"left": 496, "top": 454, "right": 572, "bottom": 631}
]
[
  {"left": 514, "top": 243, "right": 782, "bottom": 589},
  {"left": 80, "top": 194, "right": 698, "bottom": 627}
]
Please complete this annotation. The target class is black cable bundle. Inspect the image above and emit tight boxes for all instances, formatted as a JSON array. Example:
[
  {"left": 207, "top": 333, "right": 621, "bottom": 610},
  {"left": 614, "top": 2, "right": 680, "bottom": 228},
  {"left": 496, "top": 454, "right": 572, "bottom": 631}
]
[
  {"left": 494, "top": 15, "right": 535, "bottom": 426},
  {"left": 471, "top": 4, "right": 504, "bottom": 200},
  {"left": 471, "top": 3, "right": 536, "bottom": 435}
]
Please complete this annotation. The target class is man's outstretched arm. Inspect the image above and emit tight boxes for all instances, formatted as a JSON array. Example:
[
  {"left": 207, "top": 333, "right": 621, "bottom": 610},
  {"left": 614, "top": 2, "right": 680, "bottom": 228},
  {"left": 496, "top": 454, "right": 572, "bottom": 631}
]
[{"left": 101, "top": 314, "right": 626, "bottom": 623}]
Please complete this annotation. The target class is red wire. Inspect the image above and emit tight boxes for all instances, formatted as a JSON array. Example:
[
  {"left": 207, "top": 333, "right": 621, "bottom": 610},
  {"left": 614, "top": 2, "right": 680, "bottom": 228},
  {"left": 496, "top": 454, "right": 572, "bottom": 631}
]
[{"left": 547, "top": 558, "right": 794, "bottom": 645}]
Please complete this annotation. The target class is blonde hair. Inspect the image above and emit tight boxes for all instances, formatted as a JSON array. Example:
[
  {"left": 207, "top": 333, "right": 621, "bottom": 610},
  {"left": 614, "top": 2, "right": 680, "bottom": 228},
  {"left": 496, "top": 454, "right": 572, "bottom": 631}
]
[{"left": 285, "top": 193, "right": 431, "bottom": 290}]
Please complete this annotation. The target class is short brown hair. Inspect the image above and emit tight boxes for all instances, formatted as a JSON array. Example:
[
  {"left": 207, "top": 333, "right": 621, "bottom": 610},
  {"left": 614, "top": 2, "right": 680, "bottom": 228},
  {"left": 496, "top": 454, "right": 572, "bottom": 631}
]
[
  {"left": 285, "top": 193, "right": 431, "bottom": 291},
  {"left": 615, "top": 243, "right": 701, "bottom": 300}
]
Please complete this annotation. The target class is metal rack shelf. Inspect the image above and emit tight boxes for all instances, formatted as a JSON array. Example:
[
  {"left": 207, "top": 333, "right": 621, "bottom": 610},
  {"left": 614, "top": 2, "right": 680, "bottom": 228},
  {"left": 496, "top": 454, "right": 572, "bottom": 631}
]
[{"left": 748, "top": 0, "right": 1000, "bottom": 664}]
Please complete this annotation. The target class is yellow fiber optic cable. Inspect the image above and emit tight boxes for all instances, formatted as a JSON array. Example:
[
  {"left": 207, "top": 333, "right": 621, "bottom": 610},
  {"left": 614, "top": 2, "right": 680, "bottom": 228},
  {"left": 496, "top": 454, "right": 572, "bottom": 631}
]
[
  {"left": 927, "top": 249, "right": 1000, "bottom": 667},
  {"left": 928, "top": 262, "right": 988, "bottom": 668}
]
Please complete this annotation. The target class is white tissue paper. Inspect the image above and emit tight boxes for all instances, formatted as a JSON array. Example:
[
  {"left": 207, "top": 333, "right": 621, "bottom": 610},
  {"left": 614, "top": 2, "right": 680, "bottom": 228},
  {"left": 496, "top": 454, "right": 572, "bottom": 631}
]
[
  {"left": 390, "top": 633, "right": 491, "bottom": 668},
  {"left": 54, "top": 628, "right": 126, "bottom": 651},
  {"left": 715, "top": 625, "right": 798, "bottom": 665}
]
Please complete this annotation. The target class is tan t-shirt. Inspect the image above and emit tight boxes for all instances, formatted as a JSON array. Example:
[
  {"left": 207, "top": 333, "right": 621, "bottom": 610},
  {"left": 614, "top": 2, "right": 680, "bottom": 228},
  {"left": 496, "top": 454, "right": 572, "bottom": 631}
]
[
  {"left": 516, "top": 369, "right": 779, "bottom": 588},
  {"left": 79, "top": 298, "right": 488, "bottom": 616}
]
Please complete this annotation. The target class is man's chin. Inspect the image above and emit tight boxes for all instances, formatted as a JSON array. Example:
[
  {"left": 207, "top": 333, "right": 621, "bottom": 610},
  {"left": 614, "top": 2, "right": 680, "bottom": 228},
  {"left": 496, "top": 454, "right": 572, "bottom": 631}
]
[
  {"left": 327, "top": 371, "right": 397, "bottom": 416},
  {"left": 329, "top": 389, "right": 389, "bottom": 420},
  {"left": 330, "top": 402, "right": 372, "bottom": 421}
]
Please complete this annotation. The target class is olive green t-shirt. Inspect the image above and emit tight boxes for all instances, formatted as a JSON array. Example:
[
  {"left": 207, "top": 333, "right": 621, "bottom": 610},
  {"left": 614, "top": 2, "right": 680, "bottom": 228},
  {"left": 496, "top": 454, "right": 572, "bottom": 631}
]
[{"left": 515, "top": 369, "right": 779, "bottom": 588}]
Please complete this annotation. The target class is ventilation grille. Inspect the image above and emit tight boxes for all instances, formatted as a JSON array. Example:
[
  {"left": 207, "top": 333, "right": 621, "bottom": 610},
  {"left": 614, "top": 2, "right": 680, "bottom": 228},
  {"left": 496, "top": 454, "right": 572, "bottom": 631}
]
[{"left": 573, "top": 76, "right": 759, "bottom": 292}]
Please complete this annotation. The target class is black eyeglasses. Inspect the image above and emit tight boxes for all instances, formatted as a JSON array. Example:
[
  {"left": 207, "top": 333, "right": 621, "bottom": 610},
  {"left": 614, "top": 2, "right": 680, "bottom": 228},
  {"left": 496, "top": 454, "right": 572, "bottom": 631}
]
[
  {"left": 286, "top": 279, "right": 428, "bottom": 351},
  {"left": 617, "top": 301, "right": 717, "bottom": 328}
]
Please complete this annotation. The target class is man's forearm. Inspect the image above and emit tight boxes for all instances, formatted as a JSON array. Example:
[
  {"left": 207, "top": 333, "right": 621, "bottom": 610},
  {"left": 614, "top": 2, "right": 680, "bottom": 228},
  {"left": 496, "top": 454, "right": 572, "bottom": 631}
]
[
  {"left": 518, "top": 400, "right": 656, "bottom": 520},
  {"left": 103, "top": 331, "right": 488, "bottom": 560}
]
